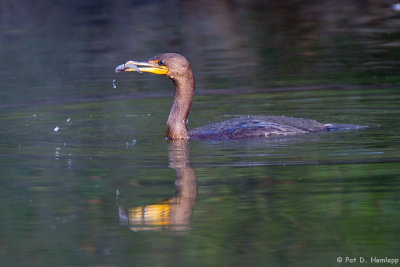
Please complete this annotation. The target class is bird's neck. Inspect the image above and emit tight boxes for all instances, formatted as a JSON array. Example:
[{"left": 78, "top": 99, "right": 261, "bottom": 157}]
[{"left": 166, "top": 72, "right": 195, "bottom": 139}]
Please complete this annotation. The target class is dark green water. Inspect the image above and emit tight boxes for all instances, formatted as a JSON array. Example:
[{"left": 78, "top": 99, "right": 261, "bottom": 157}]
[{"left": 1, "top": 1, "right": 400, "bottom": 266}]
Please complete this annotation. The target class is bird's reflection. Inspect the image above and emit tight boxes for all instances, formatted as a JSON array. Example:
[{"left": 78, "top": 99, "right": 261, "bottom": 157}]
[{"left": 118, "top": 140, "right": 197, "bottom": 231}]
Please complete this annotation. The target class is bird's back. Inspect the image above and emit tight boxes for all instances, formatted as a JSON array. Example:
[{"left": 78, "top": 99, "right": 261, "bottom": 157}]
[{"left": 189, "top": 115, "right": 327, "bottom": 139}]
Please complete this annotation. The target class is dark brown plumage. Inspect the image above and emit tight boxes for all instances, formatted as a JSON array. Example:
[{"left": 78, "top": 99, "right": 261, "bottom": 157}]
[{"left": 116, "top": 53, "right": 365, "bottom": 140}]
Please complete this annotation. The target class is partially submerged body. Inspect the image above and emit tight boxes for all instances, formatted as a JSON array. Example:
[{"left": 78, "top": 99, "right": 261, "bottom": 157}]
[
  {"left": 116, "top": 53, "right": 366, "bottom": 140},
  {"left": 189, "top": 115, "right": 365, "bottom": 139}
]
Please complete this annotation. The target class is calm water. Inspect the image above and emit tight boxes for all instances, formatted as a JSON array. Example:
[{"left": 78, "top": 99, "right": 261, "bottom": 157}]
[{"left": 1, "top": 1, "right": 400, "bottom": 266}]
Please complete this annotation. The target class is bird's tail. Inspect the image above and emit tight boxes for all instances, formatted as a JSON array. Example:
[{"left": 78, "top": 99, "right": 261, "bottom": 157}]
[{"left": 323, "top": 123, "right": 368, "bottom": 131}]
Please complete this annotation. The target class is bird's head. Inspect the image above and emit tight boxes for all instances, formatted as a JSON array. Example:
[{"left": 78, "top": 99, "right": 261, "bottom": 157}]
[{"left": 115, "top": 53, "right": 191, "bottom": 80}]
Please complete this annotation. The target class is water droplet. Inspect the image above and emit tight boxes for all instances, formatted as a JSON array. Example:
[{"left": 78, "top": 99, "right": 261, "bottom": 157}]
[
  {"left": 55, "top": 147, "right": 61, "bottom": 160},
  {"left": 125, "top": 139, "right": 137, "bottom": 149}
]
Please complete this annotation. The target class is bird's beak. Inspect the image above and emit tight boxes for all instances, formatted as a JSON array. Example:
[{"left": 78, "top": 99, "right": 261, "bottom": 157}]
[{"left": 115, "top": 60, "right": 168, "bottom": 75}]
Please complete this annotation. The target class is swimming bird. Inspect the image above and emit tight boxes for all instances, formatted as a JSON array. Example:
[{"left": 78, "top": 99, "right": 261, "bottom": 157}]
[{"left": 115, "top": 53, "right": 363, "bottom": 140}]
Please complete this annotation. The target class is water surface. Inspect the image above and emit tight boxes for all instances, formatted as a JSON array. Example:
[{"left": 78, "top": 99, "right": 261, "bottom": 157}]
[{"left": 1, "top": 0, "right": 400, "bottom": 266}]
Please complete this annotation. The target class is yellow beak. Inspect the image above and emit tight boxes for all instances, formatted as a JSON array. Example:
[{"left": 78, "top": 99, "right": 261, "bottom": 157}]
[{"left": 115, "top": 60, "right": 168, "bottom": 75}]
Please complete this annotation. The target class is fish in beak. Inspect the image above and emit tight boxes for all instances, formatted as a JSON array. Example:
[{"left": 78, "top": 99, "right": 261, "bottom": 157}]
[{"left": 115, "top": 60, "right": 168, "bottom": 75}]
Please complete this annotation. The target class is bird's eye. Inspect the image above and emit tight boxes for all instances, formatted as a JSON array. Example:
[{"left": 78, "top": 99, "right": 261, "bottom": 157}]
[{"left": 158, "top": 60, "right": 165, "bottom": 66}]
